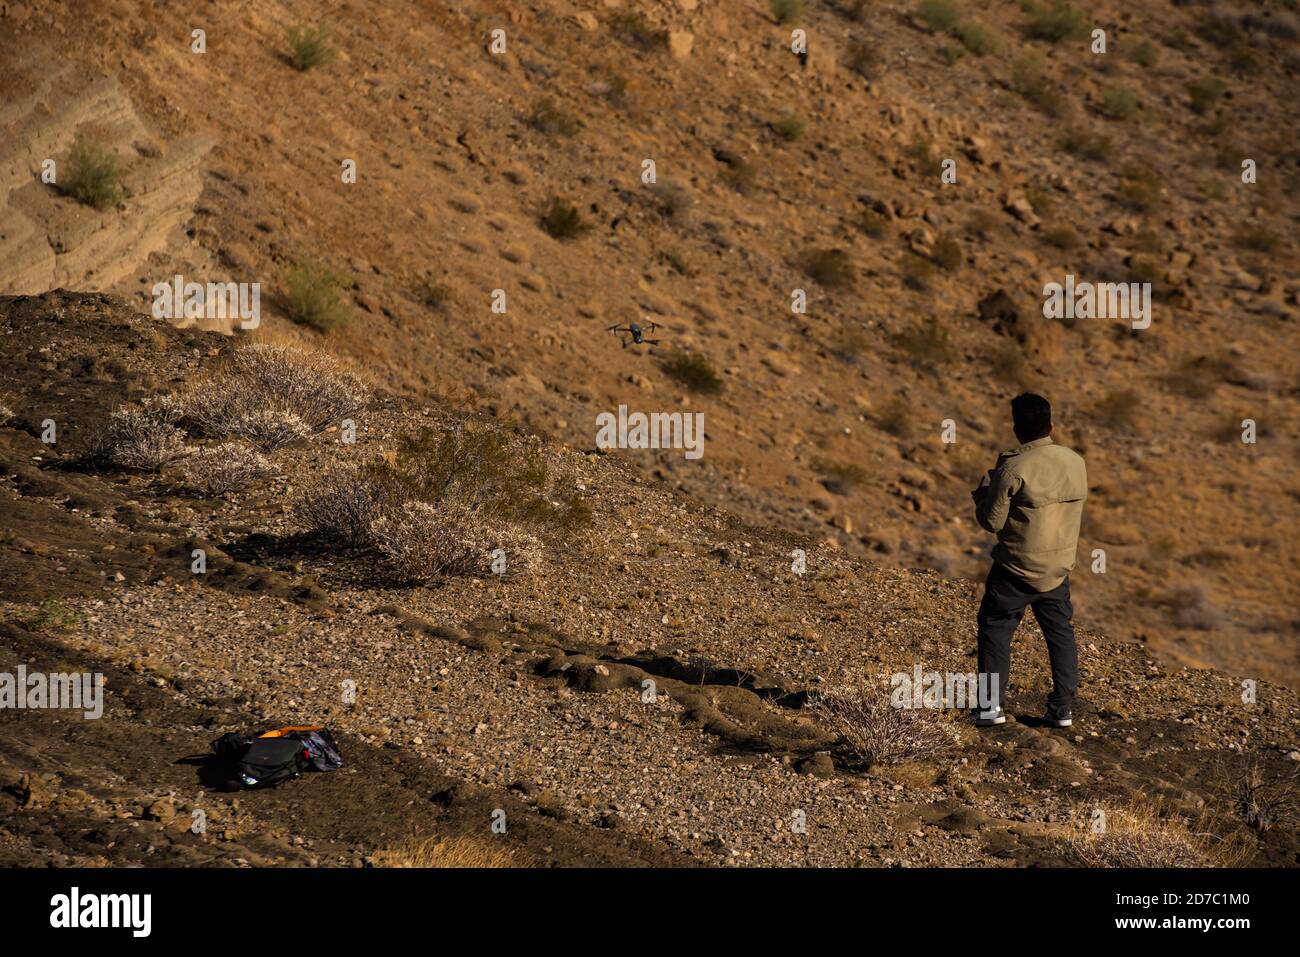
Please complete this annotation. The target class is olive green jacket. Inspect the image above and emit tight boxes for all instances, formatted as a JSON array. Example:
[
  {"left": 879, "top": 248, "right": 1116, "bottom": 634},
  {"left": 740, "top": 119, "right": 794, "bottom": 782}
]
[{"left": 972, "top": 436, "right": 1087, "bottom": 591}]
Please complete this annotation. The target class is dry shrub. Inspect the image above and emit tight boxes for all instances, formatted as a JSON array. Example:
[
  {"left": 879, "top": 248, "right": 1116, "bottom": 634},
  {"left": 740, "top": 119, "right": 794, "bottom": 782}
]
[
  {"left": 1059, "top": 802, "right": 1246, "bottom": 868},
  {"left": 295, "top": 465, "right": 394, "bottom": 548},
  {"left": 1160, "top": 585, "right": 1225, "bottom": 630},
  {"left": 876, "top": 395, "right": 915, "bottom": 438},
  {"left": 178, "top": 443, "right": 276, "bottom": 496},
  {"left": 527, "top": 97, "right": 579, "bottom": 136},
  {"left": 608, "top": 10, "right": 668, "bottom": 51},
  {"left": 296, "top": 423, "right": 587, "bottom": 581},
  {"left": 183, "top": 343, "right": 368, "bottom": 450},
  {"left": 89, "top": 398, "right": 191, "bottom": 471},
  {"left": 372, "top": 500, "right": 540, "bottom": 581},
  {"left": 1234, "top": 756, "right": 1300, "bottom": 834},
  {"left": 371, "top": 834, "right": 528, "bottom": 868},
  {"left": 808, "top": 685, "right": 955, "bottom": 770}
]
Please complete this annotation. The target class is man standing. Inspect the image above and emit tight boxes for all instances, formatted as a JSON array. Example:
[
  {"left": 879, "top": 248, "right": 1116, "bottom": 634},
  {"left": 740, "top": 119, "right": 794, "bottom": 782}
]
[{"left": 971, "top": 394, "right": 1087, "bottom": 728}]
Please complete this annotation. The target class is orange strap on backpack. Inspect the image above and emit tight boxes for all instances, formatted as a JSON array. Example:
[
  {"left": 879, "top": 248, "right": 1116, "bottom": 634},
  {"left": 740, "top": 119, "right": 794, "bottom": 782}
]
[{"left": 257, "top": 725, "right": 323, "bottom": 738}]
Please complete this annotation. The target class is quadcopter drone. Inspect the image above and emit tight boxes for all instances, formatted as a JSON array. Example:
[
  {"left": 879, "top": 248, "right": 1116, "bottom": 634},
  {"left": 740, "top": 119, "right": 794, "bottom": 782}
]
[{"left": 607, "top": 320, "right": 662, "bottom": 349}]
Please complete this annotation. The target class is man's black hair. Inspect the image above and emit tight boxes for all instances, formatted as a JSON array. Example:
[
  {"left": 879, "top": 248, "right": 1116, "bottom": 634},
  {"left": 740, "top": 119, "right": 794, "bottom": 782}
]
[{"left": 1011, "top": 393, "right": 1052, "bottom": 441}]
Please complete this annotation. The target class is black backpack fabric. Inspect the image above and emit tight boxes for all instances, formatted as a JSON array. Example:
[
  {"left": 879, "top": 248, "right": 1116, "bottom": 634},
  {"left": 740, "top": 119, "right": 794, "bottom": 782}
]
[{"left": 210, "top": 727, "right": 343, "bottom": 789}]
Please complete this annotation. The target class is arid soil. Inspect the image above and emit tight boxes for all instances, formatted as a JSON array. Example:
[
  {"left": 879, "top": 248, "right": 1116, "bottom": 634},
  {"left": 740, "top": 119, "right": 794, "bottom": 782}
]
[{"left": 0, "top": 292, "right": 1296, "bottom": 867}]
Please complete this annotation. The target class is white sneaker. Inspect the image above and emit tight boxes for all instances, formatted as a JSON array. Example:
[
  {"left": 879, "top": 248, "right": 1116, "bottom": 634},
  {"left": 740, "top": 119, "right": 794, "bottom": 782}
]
[{"left": 975, "top": 707, "right": 1006, "bottom": 727}]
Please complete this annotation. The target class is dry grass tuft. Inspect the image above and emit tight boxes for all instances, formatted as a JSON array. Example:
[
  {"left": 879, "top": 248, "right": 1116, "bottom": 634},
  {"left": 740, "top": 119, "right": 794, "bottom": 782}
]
[
  {"left": 370, "top": 834, "right": 529, "bottom": 868},
  {"left": 1059, "top": 802, "right": 1248, "bottom": 868}
]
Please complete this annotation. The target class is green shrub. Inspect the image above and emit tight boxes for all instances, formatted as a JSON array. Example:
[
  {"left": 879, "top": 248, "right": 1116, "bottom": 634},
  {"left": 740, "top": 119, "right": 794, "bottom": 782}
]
[
  {"left": 1163, "top": 355, "right": 1240, "bottom": 399},
  {"left": 1094, "top": 389, "right": 1140, "bottom": 430},
  {"left": 893, "top": 315, "right": 953, "bottom": 368},
  {"left": 1023, "top": 1, "right": 1087, "bottom": 43},
  {"left": 965, "top": 209, "right": 1000, "bottom": 241},
  {"left": 1233, "top": 226, "right": 1279, "bottom": 254},
  {"left": 418, "top": 277, "right": 453, "bottom": 309},
  {"left": 907, "top": 136, "right": 937, "bottom": 175},
  {"left": 365, "top": 426, "right": 587, "bottom": 533},
  {"left": 988, "top": 341, "right": 1032, "bottom": 387},
  {"left": 1117, "top": 163, "right": 1161, "bottom": 212},
  {"left": 1042, "top": 225, "right": 1081, "bottom": 249},
  {"left": 931, "top": 234, "right": 963, "bottom": 271},
  {"left": 770, "top": 0, "right": 804, "bottom": 24},
  {"left": 802, "top": 248, "right": 856, "bottom": 289},
  {"left": 715, "top": 148, "right": 757, "bottom": 194},
  {"left": 59, "top": 134, "right": 124, "bottom": 209},
  {"left": 1130, "top": 40, "right": 1159, "bottom": 68},
  {"left": 540, "top": 196, "right": 591, "bottom": 239},
  {"left": 845, "top": 39, "right": 882, "bottom": 80},
  {"left": 772, "top": 113, "right": 807, "bottom": 141},
  {"left": 917, "top": 0, "right": 960, "bottom": 33},
  {"left": 1012, "top": 53, "right": 1067, "bottom": 117},
  {"left": 660, "top": 350, "right": 723, "bottom": 394},
  {"left": 955, "top": 20, "right": 1000, "bottom": 55},
  {"left": 609, "top": 11, "right": 668, "bottom": 50},
  {"left": 1060, "top": 127, "right": 1112, "bottom": 162},
  {"left": 900, "top": 252, "right": 936, "bottom": 291},
  {"left": 22, "top": 598, "right": 85, "bottom": 633},
  {"left": 528, "top": 98, "right": 579, "bottom": 136},
  {"left": 833, "top": 0, "right": 873, "bottom": 22},
  {"left": 1186, "top": 77, "right": 1228, "bottom": 115},
  {"left": 858, "top": 209, "right": 890, "bottom": 239},
  {"left": 1099, "top": 85, "right": 1140, "bottom": 121},
  {"left": 283, "top": 259, "right": 351, "bottom": 331},
  {"left": 286, "top": 22, "right": 335, "bottom": 71}
]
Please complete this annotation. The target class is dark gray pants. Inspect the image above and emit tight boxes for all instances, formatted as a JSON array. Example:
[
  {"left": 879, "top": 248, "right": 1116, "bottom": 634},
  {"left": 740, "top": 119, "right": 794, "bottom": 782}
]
[{"left": 976, "top": 563, "right": 1077, "bottom": 716}]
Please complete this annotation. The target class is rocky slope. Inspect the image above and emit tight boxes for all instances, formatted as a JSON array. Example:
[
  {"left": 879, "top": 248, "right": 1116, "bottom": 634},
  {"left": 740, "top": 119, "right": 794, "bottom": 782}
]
[{"left": 0, "top": 291, "right": 1296, "bottom": 867}]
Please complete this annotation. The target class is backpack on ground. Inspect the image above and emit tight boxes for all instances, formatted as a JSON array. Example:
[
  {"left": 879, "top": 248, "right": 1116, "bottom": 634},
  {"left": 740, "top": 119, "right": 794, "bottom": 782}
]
[{"left": 210, "top": 725, "right": 344, "bottom": 789}]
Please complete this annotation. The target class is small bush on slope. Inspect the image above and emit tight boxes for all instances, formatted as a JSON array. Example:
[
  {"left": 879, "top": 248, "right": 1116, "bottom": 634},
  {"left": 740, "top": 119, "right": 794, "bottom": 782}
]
[
  {"left": 87, "top": 398, "right": 190, "bottom": 471},
  {"left": 282, "top": 259, "right": 352, "bottom": 331},
  {"left": 286, "top": 22, "right": 335, "bottom": 71},
  {"left": 60, "top": 134, "right": 125, "bottom": 209},
  {"left": 182, "top": 343, "right": 368, "bottom": 450},
  {"left": 296, "top": 424, "right": 588, "bottom": 582},
  {"left": 177, "top": 443, "right": 277, "bottom": 496},
  {"left": 808, "top": 685, "right": 956, "bottom": 771}
]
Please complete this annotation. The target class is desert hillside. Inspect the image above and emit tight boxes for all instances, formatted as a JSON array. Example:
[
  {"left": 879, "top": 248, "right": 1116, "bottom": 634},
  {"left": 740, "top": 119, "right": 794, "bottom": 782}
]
[
  {"left": 0, "top": 290, "right": 1297, "bottom": 867},
  {"left": 4, "top": 0, "right": 1297, "bottom": 687},
  {"left": 0, "top": 0, "right": 1297, "bottom": 868}
]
